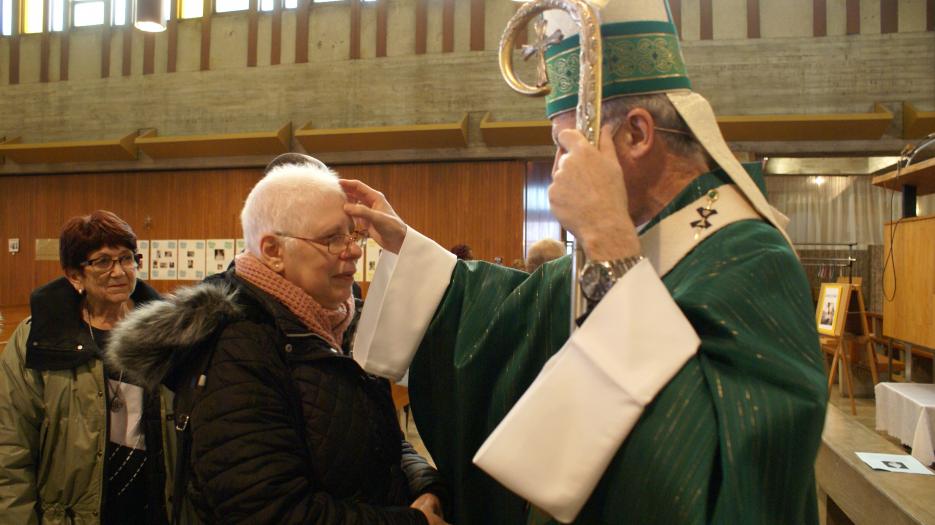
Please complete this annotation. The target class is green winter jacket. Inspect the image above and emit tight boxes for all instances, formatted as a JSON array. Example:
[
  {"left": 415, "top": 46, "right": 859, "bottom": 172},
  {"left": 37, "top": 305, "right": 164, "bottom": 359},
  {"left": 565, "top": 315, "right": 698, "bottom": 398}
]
[{"left": 0, "top": 278, "right": 188, "bottom": 525}]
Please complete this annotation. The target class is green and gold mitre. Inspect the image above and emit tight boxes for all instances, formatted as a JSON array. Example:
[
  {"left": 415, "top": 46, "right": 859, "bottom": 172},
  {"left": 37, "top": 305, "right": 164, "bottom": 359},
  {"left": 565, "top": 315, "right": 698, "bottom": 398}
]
[
  {"left": 542, "top": 0, "right": 689, "bottom": 118},
  {"left": 538, "top": 0, "right": 794, "bottom": 247}
]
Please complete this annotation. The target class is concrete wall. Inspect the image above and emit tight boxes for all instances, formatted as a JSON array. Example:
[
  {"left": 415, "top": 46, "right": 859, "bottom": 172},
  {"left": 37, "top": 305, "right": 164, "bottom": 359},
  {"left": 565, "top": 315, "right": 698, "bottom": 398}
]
[{"left": 0, "top": 0, "right": 932, "bottom": 157}]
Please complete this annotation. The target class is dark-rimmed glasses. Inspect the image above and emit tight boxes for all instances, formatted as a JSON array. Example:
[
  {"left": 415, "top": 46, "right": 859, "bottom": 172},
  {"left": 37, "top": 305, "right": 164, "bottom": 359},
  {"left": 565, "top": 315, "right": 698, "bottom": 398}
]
[
  {"left": 276, "top": 230, "right": 368, "bottom": 255},
  {"left": 80, "top": 253, "right": 143, "bottom": 273}
]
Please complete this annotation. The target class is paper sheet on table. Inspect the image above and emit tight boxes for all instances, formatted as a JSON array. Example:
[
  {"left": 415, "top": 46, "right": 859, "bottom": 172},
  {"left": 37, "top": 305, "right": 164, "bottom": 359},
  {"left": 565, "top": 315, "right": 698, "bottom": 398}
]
[{"left": 856, "top": 452, "right": 934, "bottom": 475}]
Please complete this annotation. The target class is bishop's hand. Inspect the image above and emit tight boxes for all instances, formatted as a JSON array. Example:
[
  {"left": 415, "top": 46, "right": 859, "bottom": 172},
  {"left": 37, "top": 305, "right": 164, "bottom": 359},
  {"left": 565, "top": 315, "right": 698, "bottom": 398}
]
[
  {"left": 340, "top": 179, "right": 408, "bottom": 254},
  {"left": 550, "top": 124, "right": 641, "bottom": 261}
]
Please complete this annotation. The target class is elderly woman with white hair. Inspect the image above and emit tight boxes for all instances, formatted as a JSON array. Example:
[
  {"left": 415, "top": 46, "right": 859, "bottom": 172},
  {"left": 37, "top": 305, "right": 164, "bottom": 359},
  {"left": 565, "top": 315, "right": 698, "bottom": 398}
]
[{"left": 105, "top": 154, "right": 449, "bottom": 525}]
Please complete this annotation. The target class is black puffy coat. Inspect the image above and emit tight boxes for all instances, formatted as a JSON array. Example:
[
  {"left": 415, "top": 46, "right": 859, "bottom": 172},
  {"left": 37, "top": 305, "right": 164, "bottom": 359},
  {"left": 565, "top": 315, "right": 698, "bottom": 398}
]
[{"left": 106, "top": 270, "right": 446, "bottom": 524}]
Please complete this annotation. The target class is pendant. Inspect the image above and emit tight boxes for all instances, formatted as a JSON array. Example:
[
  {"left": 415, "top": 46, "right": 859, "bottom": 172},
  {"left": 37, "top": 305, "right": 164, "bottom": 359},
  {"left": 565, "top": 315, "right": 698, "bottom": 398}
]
[{"left": 110, "top": 397, "right": 124, "bottom": 412}]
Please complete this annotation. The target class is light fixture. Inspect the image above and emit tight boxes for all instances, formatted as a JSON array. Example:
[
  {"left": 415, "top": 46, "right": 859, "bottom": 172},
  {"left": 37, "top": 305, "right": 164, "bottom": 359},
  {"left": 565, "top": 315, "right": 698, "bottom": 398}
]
[
  {"left": 134, "top": 0, "right": 166, "bottom": 32},
  {"left": 811, "top": 176, "right": 826, "bottom": 186}
]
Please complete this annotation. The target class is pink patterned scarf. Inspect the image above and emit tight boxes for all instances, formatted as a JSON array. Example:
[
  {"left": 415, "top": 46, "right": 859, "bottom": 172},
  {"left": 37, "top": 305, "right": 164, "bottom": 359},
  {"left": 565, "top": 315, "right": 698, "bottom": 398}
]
[{"left": 234, "top": 252, "right": 354, "bottom": 350}]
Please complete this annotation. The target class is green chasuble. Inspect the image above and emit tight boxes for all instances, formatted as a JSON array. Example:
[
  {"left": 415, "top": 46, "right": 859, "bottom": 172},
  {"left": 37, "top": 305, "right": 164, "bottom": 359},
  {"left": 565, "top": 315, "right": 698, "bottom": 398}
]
[{"left": 408, "top": 168, "right": 828, "bottom": 524}]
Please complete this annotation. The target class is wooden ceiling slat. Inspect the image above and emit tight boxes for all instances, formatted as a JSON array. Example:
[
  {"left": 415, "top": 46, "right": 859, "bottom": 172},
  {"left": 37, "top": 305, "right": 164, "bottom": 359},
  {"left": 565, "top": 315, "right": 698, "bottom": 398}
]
[
  {"left": 902, "top": 102, "right": 935, "bottom": 139},
  {"left": 136, "top": 123, "right": 291, "bottom": 159},
  {"left": 0, "top": 133, "right": 138, "bottom": 164}
]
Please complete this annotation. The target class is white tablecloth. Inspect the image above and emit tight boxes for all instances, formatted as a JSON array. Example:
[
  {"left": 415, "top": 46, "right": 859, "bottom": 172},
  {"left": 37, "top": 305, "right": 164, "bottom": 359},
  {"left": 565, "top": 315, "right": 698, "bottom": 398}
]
[{"left": 875, "top": 382, "right": 935, "bottom": 466}]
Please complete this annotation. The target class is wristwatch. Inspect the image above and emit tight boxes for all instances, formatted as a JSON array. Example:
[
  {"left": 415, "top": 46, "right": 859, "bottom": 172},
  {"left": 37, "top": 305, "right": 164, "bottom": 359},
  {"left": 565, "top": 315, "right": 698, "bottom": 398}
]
[{"left": 579, "top": 255, "right": 645, "bottom": 304}]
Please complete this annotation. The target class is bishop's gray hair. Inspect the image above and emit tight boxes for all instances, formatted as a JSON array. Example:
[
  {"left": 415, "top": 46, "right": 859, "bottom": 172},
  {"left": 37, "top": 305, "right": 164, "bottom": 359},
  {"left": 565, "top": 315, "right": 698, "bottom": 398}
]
[
  {"left": 240, "top": 159, "right": 345, "bottom": 256},
  {"left": 602, "top": 94, "right": 709, "bottom": 167}
]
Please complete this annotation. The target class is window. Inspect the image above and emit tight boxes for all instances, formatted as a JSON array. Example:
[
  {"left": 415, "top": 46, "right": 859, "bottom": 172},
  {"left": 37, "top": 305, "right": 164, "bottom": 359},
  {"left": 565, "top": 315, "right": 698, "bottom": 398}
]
[
  {"left": 1, "top": 0, "right": 13, "bottom": 35},
  {"left": 112, "top": 0, "right": 127, "bottom": 25},
  {"left": 49, "top": 0, "right": 65, "bottom": 30},
  {"left": 215, "top": 0, "right": 247, "bottom": 12},
  {"left": 72, "top": 0, "right": 105, "bottom": 26},
  {"left": 22, "top": 0, "right": 44, "bottom": 33},
  {"left": 179, "top": 0, "right": 202, "bottom": 18},
  {"left": 260, "top": 0, "right": 299, "bottom": 10}
]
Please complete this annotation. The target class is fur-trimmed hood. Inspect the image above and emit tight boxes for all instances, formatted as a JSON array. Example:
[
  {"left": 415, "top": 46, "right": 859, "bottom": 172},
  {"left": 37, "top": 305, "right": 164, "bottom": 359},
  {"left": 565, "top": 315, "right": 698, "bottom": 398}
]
[{"left": 105, "top": 282, "right": 243, "bottom": 392}]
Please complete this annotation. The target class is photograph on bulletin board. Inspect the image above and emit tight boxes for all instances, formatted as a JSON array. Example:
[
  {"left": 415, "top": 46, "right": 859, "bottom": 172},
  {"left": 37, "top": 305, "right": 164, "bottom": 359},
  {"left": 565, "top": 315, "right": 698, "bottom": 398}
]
[
  {"left": 137, "top": 240, "right": 150, "bottom": 281},
  {"left": 206, "top": 239, "right": 236, "bottom": 275},
  {"left": 816, "top": 283, "right": 848, "bottom": 336},
  {"left": 150, "top": 240, "right": 178, "bottom": 280},
  {"left": 178, "top": 240, "right": 207, "bottom": 280},
  {"left": 364, "top": 238, "right": 381, "bottom": 282}
]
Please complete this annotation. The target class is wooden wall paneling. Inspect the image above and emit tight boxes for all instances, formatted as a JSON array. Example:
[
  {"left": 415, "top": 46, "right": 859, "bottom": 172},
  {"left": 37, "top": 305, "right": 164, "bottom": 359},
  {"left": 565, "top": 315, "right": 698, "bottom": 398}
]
[
  {"left": 746, "top": 0, "right": 760, "bottom": 38},
  {"left": 247, "top": 0, "right": 258, "bottom": 66},
  {"left": 295, "top": 0, "right": 310, "bottom": 63},
  {"left": 846, "top": 0, "right": 860, "bottom": 34},
  {"left": 512, "top": 3, "right": 525, "bottom": 48},
  {"left": 40, "top": 33, "right": 50, "bottom": 81},
  {"left": 0, "top": 176, "right": 37, "bottom": 306},
  {"left": 813, "top": 0, "right": 827, "bottom": 36},
  {"left": 442, "top": 0, "right": 454, "bottom": 52},
  {"left": 201, "top": 0, "right": 212, "bottom": 70},
  {"left": 700, "top": 0, "right": 713, "bottom": 40},
  {"left": 8, "top": 0, "right": 19, "bottom": 84},
  {"left": 376, "top": 0, "right": 387, "bottom": 57},
  {"left": 349, "top": 0, "right": 361, "bottom": 59},
  {"left": 101, "top": 27, "right": 112, "bottom": 77},
  {"left": 670, "top": 0, "right": 682, "bottom": 38},
  {"left": 415, "top": 0, "right": 427, "bottom": 54},
  {"left": 929, "top": 0, "right": 934, "bottom": 31},
  {"left": 60, "top": 32, "right": 69, "bottom": 80},
  {"left": 167, "top": 0, "right": 178, "bottom": 73},
  {"left": 8, "top": 37, "right": 19, "bottom": 85},
  {"left": 39, "top": 0, "right": 49, "bottom": 82},
  {"left": 121, "top": 29, "right": 132, "bottom": 76},
  {"left": 0, "top": 162, "right": 525, "bottom": 306},
  {"left": 338, "top": 161, "right": 525, "bottom": 264},
  {"left": 470, "top": 0, "right": 484, "bottom": 51},
  {"left": 143, "top": 33, "right": 156, "bottom": 74},
  {"left": 271, "top": 0, "right": 282, "bottom": 65},
  {"left": 880, "top": 0, "right": 897, "bottom": 33}
]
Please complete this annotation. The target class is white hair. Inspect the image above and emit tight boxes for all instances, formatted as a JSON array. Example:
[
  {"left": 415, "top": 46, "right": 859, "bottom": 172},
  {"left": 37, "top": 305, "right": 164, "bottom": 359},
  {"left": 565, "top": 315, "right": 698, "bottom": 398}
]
[{"left": 240, "top": 162, "right": 345, "bottom": 255}]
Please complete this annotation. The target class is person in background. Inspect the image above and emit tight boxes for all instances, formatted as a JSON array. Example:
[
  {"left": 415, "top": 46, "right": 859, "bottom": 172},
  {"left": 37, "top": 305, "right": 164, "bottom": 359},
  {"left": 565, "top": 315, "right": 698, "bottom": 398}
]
[
  {"left": 449, "top": 244, "right": 473, "bottom": 260},
  {"left": 106, "top": 154, "right": 449, "bottom": 525},
  {"left": 524, "top": 239, "right": 566, "bottom": 273},
  {"left": 0, "top": 210, "right": 179, "bottom": 525}
]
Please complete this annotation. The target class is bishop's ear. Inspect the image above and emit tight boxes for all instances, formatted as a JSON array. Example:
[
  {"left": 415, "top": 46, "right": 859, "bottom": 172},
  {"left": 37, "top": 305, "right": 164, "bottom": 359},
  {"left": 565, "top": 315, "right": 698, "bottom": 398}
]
[{"left": 625, "top": 108, "right": 655, "bottom": 156}]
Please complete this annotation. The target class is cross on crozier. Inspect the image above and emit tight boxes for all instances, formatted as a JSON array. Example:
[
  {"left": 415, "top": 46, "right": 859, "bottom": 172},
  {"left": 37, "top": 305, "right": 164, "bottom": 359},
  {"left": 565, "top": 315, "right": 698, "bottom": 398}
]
[{"left": 522, "top": 19, "right": 564, "bottom": 88}]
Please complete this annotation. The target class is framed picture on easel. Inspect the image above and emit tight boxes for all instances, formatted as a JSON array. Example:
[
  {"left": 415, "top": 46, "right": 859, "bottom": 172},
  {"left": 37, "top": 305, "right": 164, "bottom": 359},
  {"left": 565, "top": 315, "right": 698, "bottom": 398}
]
[{"left": 816, "top": 283, "right": 850, "bottom": 336}]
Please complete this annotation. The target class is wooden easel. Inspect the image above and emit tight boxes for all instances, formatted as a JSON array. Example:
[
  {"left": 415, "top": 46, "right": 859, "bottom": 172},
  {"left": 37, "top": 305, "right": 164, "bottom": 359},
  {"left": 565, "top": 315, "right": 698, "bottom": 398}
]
[{"left": 821, "top": 282, "right": 873, "bottom": 415}]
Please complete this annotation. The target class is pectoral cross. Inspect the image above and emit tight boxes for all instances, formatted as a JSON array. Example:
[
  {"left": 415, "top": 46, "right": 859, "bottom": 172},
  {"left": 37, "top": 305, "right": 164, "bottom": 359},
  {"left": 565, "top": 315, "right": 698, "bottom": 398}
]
[
  {"left": 691, "top": 189, "right": 720, "bottom": 240},
  {"left": 522, "top": 19, "right": 564, "bottom": 88}
]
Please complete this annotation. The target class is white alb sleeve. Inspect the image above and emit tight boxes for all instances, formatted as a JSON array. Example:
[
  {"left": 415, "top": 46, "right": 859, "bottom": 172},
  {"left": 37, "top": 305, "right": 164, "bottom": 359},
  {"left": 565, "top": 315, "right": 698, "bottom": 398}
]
[
  {"left": 352, "top": 228, "right": 457, "bottom": 381},
  {"left": 473, "top": 259, "right": 700, "bottom": 523}
]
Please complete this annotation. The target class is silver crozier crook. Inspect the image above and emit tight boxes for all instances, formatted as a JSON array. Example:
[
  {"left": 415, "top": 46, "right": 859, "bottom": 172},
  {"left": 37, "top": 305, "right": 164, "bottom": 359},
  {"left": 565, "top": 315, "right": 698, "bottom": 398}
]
[{"left": 499, "top": 0, "right": 603, "bottom": 333}]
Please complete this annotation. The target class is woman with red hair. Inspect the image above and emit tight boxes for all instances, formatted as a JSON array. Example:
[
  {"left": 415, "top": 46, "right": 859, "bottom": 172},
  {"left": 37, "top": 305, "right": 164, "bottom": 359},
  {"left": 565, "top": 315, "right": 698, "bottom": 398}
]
[{"left": 0, "top": 210, "right": 179, "bottom": 525}]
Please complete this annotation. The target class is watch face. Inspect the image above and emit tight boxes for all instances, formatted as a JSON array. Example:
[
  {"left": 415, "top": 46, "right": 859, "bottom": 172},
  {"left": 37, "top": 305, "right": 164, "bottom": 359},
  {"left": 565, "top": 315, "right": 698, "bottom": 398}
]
[{"left": 580, "top": 263, "right": 609, "bottom": 301}]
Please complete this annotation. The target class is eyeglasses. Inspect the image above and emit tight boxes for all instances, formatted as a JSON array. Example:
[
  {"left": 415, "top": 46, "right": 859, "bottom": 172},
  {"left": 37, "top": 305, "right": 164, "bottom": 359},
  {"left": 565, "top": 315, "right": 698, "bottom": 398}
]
[
  {"left": 276, "top": 230, "right": 368, "bottom": 255},
  {"left": 80, "top": 253, "right": 143, "bottom": 273},
  {"left": 653, "top": 126, "right": 693, "bottom": 137}
]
